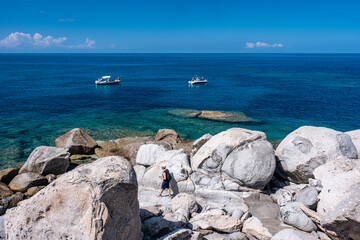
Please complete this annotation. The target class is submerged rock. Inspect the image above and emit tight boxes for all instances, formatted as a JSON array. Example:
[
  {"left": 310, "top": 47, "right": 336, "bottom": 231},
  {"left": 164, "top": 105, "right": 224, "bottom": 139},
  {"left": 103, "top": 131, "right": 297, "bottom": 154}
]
[
  {"left": 19, "top": 146, "right": 70, "bottom": 175},
  {"left": 5, "top": 156, "right": 141, "bottom": 240},
  {"left": 168, "top": 109, "right": 254, "bottom": 123},
  {"left": 55, "top": 128, "right": 98, "bottom": 155},
  {"left": 275, "top": 126, "right": 358, "bottom": 184}
]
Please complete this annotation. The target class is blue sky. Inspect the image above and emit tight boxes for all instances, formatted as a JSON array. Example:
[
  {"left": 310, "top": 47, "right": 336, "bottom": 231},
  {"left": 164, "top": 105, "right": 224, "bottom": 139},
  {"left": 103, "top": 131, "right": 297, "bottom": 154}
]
[{"left": 0, "top": 0, "right": 359, "bottom": 53}]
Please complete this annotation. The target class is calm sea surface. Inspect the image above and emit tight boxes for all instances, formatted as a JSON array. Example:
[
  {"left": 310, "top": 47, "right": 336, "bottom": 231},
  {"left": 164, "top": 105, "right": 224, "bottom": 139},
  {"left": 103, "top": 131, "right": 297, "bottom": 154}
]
[{"left": 0, "top": 54, "right": 359, "bottom": 168}]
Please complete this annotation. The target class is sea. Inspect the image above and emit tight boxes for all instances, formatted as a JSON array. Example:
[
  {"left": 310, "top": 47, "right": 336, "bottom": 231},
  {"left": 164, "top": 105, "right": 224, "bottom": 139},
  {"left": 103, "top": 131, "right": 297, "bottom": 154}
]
[{"left": 0, "top": 53, "right": 359, "bottom": 168}]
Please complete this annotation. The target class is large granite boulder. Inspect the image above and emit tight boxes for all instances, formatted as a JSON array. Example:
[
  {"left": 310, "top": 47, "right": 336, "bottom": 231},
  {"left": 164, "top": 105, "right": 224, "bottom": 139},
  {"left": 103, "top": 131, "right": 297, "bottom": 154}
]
[
  {"left": 313, "top": 157, "right": 360, "bottom": 239},
  {"left": 346, "top": 129, "right": 360, "bottom": 156},
  {"left": 313, "top": 156, "right": 360, "bottom": 215},
  {"left": 0, "top": 168, "right": 19, "bottom": 185},
  {"left": 55, "top": 128, "right": 98, "bottom": 154},
  {"left": 19, "top": 146, "right": 70, "bottom": 175},
  {"left": 191, "top": 128, "right": 275, "bottom": 190},
  {"left": 135, "top": 144, "right": 193, "bottom": 193},
  {"left": 5, "top": 156, "right": 141, "bottom": 240},
  {"left": 320, "top": 185, "right": 360, "bottom": 240},
  {"left": 191, "top": 133, "right": 212, "bottom": 157},
  {"left": 8, "top": 173, "right": 47, "bottom": 192},
  {"left": 155, "top": 129, "right": 182, "bottom": 146},
  {"left": 275, "top": 126, "right": 358, "bottom": 183}
]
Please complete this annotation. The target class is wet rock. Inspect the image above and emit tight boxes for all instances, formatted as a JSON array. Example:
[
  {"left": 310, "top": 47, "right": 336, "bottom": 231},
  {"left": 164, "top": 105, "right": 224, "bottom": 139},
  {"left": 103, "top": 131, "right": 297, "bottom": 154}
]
[
  {"left": 8, "top": 173, "right": 47, "bottom": 192},
  {"left": 0, "top": 168, "right": 19, "bottom": 185},
  {"left": 5, "top": 156, "right": 141, "bottom": 240},
  {"left": 55, "top": 128, "right": 98, "bottom": 154},
  {"left": 19, "top": 146, "right": 70, "bottom": 175},
  {"left": 275, "top": 126, "right": 358, "bottom": 184}
]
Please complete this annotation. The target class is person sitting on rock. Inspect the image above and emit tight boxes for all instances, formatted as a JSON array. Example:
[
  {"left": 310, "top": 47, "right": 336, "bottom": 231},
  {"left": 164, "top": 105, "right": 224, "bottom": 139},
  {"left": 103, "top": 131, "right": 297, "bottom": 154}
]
[{"left": 158, "top": 165, "right": 172, "bottom": 198}]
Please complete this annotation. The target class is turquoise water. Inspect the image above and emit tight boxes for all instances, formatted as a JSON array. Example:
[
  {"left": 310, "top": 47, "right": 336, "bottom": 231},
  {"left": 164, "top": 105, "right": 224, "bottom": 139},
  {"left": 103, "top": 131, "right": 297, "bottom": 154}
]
[{"left": 0, "top": 54, "right": 359, "bottom": 168}]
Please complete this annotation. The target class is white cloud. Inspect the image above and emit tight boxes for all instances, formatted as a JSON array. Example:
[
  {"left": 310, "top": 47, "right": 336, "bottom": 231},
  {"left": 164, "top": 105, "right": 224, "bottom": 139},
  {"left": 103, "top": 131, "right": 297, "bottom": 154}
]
[
  {"left": 67, "top": 38, "right": 96, "bottom": 49},
  {"left": 58, "top": 18, "right": 75, "bottom": 22},
  {"left": 0, "top": 32, "right": 66, "bottom": 48},
  {"left": 246, "top": 42, "right": 284, "bottom": 48},
  {"left": 0, "top": 32, "right": 95, "bottom": 49}
]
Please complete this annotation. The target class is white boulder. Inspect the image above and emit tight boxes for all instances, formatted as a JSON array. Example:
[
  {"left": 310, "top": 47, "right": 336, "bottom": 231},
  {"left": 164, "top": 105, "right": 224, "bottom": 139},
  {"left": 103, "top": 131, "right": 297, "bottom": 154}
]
[
  {"left": 275, "top": 126, "right": 358, "bottom": 183},
  {"left": 5, "top": 156, "right": 141, "bottom": 240}
]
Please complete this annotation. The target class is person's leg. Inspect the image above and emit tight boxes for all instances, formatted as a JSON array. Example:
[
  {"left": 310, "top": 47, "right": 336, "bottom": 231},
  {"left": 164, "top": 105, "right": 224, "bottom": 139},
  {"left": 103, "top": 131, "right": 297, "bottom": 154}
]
[
  {"left": 167, "top": 188, "right": 171, "bottom": 197},
  {"left": 158, "top": 189, "right": 164, "bottom": 196}
]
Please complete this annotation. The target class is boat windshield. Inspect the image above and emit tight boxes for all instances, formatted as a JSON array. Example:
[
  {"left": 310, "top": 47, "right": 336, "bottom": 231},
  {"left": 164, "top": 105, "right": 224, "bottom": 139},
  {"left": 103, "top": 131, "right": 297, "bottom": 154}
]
[{"left": 101, "top": 76, "right": 111, "bottom": 80}]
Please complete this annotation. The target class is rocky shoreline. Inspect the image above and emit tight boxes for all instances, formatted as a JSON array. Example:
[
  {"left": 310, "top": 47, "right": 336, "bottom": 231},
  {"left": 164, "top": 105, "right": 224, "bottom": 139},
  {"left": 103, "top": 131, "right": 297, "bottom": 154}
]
[{"left": 0, "top": 126, "right": 359, "bottom": 239}]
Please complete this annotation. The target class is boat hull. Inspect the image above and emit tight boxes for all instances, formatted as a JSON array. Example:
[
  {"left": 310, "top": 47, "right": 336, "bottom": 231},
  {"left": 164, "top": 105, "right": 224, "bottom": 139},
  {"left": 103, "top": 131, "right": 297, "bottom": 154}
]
[
  {"left": 188, "top": 80, "right": 207, "bottom": 84},
  {"left": 95, "top": 80, "right": 121, "bottom": 85}
]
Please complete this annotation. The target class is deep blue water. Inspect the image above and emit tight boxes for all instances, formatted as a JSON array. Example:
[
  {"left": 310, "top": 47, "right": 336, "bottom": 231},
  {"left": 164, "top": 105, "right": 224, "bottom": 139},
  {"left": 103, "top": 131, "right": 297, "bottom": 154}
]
[{"left": 0, "top": 53, "right": 360, "bottom": 168}]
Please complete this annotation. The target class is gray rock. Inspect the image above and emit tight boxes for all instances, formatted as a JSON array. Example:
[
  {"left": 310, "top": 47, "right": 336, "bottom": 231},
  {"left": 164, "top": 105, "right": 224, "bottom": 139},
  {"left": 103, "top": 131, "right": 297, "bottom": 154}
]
[
  {"left": 222, "top": 140, "right": 276, "bottom": 189},
  {"left": 271, "top": 229, "right": 320, "bottom": 240},
  {"left": 320, "top": 184, "right": 360, "bottom": 240},
  {"left": 19, "top": 146, "right": 70, "bottom": 175},
  {"left": 5, "top": 156, "right": 141, "bottom": 240},
  {"left": 0, "top": 215, "right": 4, "bottom": 239},
  {"left": 346, "top": 129, "right": 360, "bottom": 156},
  {"left": 140, "top": 205, "right": 163, "bottom": 221},
  {"left": 275, "top": 126, "right": 358, "bottom": 183},
  {"left": 191, "top": 231, "right": 204, "bottom": 240},
  {"left": 135, "top": 145, "right": 193, "bottom": 193},
  {"left": 0, "top": 193, "right": 23, "bottom": 208},
  {"left": 204, "top": 233, "right": 231, "bottom": 240},
  {"left": 280, "top": 202, "right": 317, "bottom": 232},
  {"left": 190, "top": 213, "right": 242, "bottom": 233},
  {"left": 55, "top": 128, "right": 98, "bottom": 154},
  {"left": 231, "top": 208, "right": 244, "bottom": 219},
  {"left": 296, "top": 186, "right": 318, "bottom": 209},
  {"left": 8, "top": 173, "right": 47, "bottom": 192},
  {"left": 316, "top": 232, "right": 331, "bottom": 240},
  {"left": 0, "top": 207, "right": 5, "bottom": 216},
  {"left": 242, "top": 217, "right": 273, "bottom": 240},
  {"left": 191, "top": 128, "right": 274, "bottom": 190},
  {"left": 172, "top": 193, "right": 199, "bottom": 218},
  {"left": 228, "top": 232, "right": 247, "bottom": 240},
  {"left": 159, "top": 229, "right": 192, "bottom": 240},
  {"left": 143, "top": 216, "right": 170, "bottom": 237}
]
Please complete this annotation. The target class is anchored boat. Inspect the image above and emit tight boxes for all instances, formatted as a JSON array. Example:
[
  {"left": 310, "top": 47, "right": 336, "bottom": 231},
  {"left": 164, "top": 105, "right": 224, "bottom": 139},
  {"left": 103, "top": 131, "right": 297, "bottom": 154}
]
[
  {"left": 95, "top": 76, "right": 121, "bottom": 85},
  {"left": 189, "top": 75, "right": 207, "bottom": 85}
]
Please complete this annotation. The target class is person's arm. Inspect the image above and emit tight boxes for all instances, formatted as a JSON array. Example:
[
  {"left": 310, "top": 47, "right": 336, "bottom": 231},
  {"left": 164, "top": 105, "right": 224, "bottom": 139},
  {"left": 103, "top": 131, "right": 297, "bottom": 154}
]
[{"left": 159, "top": 172, "right": 166, "bottom": 180}]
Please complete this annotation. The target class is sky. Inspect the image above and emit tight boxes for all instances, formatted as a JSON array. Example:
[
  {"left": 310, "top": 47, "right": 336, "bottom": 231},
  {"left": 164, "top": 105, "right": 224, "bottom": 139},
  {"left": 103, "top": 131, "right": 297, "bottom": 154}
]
[{"left": 0, "top": 0, "right": 359, "bottom": 53}]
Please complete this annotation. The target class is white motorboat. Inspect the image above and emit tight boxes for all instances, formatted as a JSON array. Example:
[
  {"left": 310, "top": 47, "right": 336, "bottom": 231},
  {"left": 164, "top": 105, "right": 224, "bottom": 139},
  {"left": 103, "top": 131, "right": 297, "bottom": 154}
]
[
  {"left": 95, "top": 76, "right": 121, "bottom": 85},
  {"left": 188, "top": 75, "right": 207, "bottom": 84}
]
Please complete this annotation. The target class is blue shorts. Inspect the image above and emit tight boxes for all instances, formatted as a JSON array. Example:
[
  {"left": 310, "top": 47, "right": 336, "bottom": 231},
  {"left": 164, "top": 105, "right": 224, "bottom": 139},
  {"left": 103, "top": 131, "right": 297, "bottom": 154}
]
[{"left": 161, "top": 181, "right": 170, "bottom": 190}]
